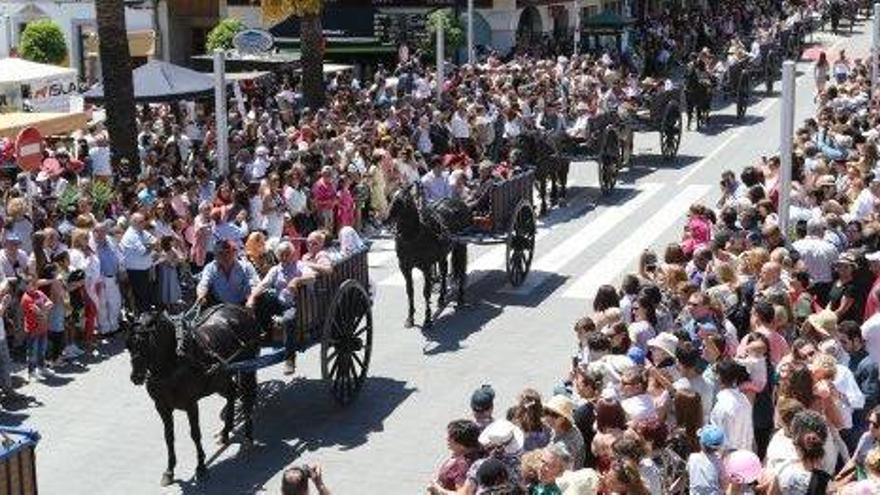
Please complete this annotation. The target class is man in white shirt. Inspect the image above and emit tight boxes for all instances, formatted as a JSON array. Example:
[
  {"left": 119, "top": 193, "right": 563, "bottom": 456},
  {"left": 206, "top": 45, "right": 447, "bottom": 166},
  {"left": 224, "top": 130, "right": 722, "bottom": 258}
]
[
  {"left": 792, "top": 218, "right": 839, "bottom": 304},
  {"left": 119, "top": 213, "right": 156, "bottom": 313},
  {"left": 619, "top": 368, "right": 657, "bottom": 423},
  {"left": 450, "top": 106, "right": 471, "bottom": 143},
  {"left": 710, "top": 360, "right": 754, "bottom": 451},
  {"left": 89, "top": 134, "right": 113, "bottom": 179},
  {"left": 421, "top": 160, "right": 451, "bottom": 204},
  {"left": 849, "top": 174, "right": 880, "bottom": 221}
]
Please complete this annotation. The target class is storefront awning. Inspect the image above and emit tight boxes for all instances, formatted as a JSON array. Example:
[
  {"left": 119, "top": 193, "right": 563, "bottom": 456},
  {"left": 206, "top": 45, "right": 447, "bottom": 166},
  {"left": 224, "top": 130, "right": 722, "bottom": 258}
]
[
  {"left": 83, "top": 29, "right": 156, "bottom": 58},
  {"left": 0, "top": 112, "right": 89, "bottom": 139}
]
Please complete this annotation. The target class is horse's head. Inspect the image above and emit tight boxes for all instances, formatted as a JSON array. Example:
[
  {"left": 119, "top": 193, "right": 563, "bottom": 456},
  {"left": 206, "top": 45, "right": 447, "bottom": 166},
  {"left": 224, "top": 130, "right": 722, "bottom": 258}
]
[
  {"left": 126, "top": 310, "right": 176, "bottom": 386},
  {"left": 385, "top": 183, "right": 420, "bottom": 228}
]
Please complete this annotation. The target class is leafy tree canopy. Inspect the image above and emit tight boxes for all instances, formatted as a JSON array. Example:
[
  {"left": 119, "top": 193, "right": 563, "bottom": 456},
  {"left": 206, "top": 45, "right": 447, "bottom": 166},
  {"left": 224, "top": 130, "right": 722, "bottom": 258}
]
[{"left": 19, "top": 19, "right": 67, "bottom": 65}]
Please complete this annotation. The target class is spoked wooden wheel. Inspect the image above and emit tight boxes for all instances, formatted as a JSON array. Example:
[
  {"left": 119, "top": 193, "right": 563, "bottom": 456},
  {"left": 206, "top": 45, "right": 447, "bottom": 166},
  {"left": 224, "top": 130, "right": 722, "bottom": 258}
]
[
  {"left": 599, "top": 131, "right": 620, "bottom": 195},
  {"left": 660, "top": 105, "right": 682, "bottom": 160},
  {"left": 736, "top": 73, "right": 750, "bottom": 120},
  {"left": 321, "top": 280, "right": 372, "bottom": 405},
  {"left": 505, "top": 200, "right": 536, "bottom": 287}
]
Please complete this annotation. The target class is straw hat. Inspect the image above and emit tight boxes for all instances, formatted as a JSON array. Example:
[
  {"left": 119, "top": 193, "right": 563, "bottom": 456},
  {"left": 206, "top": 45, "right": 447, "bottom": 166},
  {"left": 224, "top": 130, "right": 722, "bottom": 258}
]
[
  {"left": 543, "top": 394, "right": 576, "bottom": 425},
  {"left": 807, "top": 309, "right": 838, "bottom": 336},
  {"left": 556, "top": 468, "right": 600, "bottom": 495},
  {"left": 647, "top": 332, "right": 679, "bottom": 359}
]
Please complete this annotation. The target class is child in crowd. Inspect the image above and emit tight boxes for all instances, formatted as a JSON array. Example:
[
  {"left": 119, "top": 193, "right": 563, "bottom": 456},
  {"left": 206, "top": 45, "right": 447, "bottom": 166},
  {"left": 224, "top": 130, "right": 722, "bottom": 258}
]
[
  {"left": 736, "top": 332, "right": 769, "bottom": 403},
  {"left": 687, "top": 425, "right": 725, "bottom": 494},
  {"left": 157, "top": 236, "right": 183, "bottom": 309},
  {"left": 21, "top": 274, "right": 54, "bottom": 382}
]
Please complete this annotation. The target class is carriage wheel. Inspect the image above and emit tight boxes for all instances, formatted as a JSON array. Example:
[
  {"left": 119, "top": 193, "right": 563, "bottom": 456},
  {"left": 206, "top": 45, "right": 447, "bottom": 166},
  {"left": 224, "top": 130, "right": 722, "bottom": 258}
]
[
  {"left": 505, "top": 201, "right": 536, "bottom": 287},
  {"left": 599, "top": 131, "right": 620, "bottom": 195},
  {"left": 660, "top": 105, "right": 682, "bottom": 160},
  {"left": 736, "top": 73, "right": 750, "bottom": 120},
  {"left": 321, "top": 279, "right": 372, "bottom": 405}
]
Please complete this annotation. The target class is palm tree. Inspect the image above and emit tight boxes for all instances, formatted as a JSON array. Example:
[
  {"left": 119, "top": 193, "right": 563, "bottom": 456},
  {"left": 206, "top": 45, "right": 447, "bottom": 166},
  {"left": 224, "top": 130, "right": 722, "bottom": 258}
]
[
  {"left": 95, "top": 0, "right": 138, "bottom": 165},
  {"left": 267, "top": 0, "right": 324, "bottom": 107}
]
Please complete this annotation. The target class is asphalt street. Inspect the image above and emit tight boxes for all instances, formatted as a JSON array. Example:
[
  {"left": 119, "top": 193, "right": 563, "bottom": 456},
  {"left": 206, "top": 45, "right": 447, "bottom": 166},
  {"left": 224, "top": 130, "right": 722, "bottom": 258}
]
[{"left": 3, "top": 21, "right": 873, "bottom": 495}]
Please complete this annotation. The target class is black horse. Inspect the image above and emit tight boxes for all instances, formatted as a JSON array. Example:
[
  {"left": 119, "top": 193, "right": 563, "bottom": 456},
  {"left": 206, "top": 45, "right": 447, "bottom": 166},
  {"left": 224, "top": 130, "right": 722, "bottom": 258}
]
[
  {"left": 512, "top": 132, "right": 570, "bottom": 215},
  {"left": 386, "top": 185, "right": 468, "bottom": 329},
  {"left": 126, "top": 305, "right": 259, "bottom": 486},
  {"left": 685, "top": 64, "right": 712, "bottom": 130}
]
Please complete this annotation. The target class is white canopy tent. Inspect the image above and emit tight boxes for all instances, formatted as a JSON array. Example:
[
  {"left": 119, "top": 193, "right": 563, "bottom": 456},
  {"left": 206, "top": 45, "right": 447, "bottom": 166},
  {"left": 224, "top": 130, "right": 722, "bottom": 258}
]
[
  {"left": 0, "top": 58, "right": 77, "bottom": 85},
  {"left": 0, "top": 58, "right": 78, "bottom": 112}
]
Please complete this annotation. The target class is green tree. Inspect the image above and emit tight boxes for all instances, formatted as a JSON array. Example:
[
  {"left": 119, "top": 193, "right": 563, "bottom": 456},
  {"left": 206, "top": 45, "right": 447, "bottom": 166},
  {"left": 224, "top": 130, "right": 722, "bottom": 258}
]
[
  {"left": 19, "top": 19, "right": 67, "bottom": 65},
  {"left": 206, "top": 18, "right": 247, "bottom": 52},
  {"left": 423, "top": 8, "right": 465, "bottom": 59},
  {"left": 95, "top": 0, "right": 138, "bottom": 165}
]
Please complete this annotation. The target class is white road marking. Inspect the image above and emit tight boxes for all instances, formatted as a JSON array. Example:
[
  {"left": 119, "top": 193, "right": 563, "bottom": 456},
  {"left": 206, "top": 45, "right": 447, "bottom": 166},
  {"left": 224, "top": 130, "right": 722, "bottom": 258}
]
[
  {"left": 561, "top": 184, "right": 712, "bottom": 299},
  {"left": 676, "top": 130, "right": 743, "bottom": 185},
  {"left": 499, "top": 183, "right": 664, "bottom": 295}
]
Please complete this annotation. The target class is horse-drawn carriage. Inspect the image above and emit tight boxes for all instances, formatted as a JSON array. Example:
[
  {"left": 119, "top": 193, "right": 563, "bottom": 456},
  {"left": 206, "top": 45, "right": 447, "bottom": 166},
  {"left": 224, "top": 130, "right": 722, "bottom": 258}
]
[
  {"left": 126, "top": 246, "right": 373, "bottom": 485},
  {"left": 554, "top": 87, "right": 682, "bottom": 194},
  {"left": 228, "top": 246, "right": 373, "bottom": 405},
  {"left": 454, "top": 169, "right": 537, "bottom": 287},
  {"left": 386, "top": 168, "right": 537, "bottom": 329},
  {"left": 0, "top": 427, "right": 40, "bottom": 495},
  {"left": 621, "top": 86, "right": 684, "bottom": 164},
  {"left": 558, "top": 112, "right": 628, "bottom": 194}
]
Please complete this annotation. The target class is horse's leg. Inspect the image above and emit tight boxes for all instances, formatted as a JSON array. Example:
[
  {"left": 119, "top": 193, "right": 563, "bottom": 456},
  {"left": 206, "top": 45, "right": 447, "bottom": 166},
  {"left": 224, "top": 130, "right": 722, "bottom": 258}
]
[
  {"left": 452, "top": 243, "right": 468, "bottom": 305},
  {"left": 438, "top": 256, "right": 449, "bottom": 308},
  {"left": 157, "top": 403, "right": 176, "bottom": 486},
  {"left": 558, "top": 159, "right": 570, "bottom": 204},
  {"left": 421, "top": 265, "right": 433, "bottom": 330},
  {"left": 218, "top": 383, "right": 234, "bottom": 445},
  {"left": 536, "top": 177, "right": 548, "bottom": 216},
  {"left": 550, "top": 166, "right": 559, "bottom": 206},
  {"left": 186, "top": 403, "right": 209, "bottom": 481},
  {"left": 239, "top": 371, "right": 256, "bottom": 448},
  {"left": 403, "top": 265, "right": 415, "bottom": 328}
]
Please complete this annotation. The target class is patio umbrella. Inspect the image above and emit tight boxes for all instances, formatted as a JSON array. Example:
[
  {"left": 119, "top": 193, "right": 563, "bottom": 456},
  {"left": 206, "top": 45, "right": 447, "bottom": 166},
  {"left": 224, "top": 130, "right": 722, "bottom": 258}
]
[{"left": 83, "top": 60, "right": 217, "bottom": 103}]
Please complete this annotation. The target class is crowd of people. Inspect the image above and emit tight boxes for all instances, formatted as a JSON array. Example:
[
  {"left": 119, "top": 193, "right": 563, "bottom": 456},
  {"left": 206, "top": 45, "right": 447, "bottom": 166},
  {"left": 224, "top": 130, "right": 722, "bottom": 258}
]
[
  {"left": 424, "top": 11, "right": 880, "bottom": 495},
  {"left": 0, "top": 0, "right": 818, "bottom": 398},
  {"left": 0, "top": 1, "right": 859, "bottom": 494}
]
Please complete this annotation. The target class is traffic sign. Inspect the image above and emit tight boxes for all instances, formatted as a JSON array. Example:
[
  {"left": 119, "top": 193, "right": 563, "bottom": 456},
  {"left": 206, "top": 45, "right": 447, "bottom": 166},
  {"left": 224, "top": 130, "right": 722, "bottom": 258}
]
[{"left": 15, "top": 126, "right": 43, "bottom": 172}]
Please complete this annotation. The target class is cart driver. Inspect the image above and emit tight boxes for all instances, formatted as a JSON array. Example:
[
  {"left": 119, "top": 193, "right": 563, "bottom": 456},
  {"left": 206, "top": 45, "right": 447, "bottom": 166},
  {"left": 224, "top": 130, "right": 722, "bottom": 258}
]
[
  {"left": 467, "top": 160, "right": 498, "bottom": 217},
  {"left": 196, "top": 239, "right": 260, "bottom": 307}
]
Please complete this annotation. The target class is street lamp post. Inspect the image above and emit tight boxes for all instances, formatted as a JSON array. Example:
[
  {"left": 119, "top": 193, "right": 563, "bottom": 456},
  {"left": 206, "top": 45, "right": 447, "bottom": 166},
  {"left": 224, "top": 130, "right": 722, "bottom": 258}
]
[
  {"left": 213, "top": 50, "right": 228, "bottom": 177},
  {"left": 467, "top": 0, "right": 474, "bottom": 64},
  {"left": 574, "top": 0, "right": 582, "bottom": 56},
  {"left": 436, "top": 25, "right": 444, "bottom": 101},
  {"left": 872, "top": 4, "right": 879, "bottom": 100},
  {"left": 779, "top": 61, "right": 796, "bottom": 238}
]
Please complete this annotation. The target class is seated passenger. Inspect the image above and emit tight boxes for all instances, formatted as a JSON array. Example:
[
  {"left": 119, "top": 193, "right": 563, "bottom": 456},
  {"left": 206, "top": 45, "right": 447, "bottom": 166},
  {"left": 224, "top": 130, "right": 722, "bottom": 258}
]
[{"left": 302, "top": 231, "right": 333, "bottom": 275}]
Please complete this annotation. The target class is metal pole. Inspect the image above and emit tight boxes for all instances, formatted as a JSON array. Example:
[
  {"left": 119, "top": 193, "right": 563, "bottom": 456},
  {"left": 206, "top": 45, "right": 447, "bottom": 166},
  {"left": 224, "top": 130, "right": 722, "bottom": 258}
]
[
  {"left": 467, "top": 0, "right": 474, "bottom": 64},
  {"left": 872, "top": 4, "right": 879, "bottom": 99},
  {"left": 574, "top": 0, "right": 582, "bottom": 56},
  {"left": 213, "top": 50, "right": 228, "bottom": 177},
  {"left": 779, "top": 61, "right": 796, "bottom": 238},
  {"left": 436, "top": 25, "right": 444, "bottom": 101}
]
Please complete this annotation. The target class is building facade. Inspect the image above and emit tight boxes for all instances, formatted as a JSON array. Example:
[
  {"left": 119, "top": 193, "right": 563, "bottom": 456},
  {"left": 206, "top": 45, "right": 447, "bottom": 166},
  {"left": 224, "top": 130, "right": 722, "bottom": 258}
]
[{"left": 0, "top": 0, "right": 157, "bottom": 80}]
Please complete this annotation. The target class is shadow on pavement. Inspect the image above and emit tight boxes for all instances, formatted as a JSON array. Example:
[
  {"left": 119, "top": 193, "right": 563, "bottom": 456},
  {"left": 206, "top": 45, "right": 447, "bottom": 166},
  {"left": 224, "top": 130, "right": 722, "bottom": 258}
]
[
  {"left": 178, "top": 376, "right": 414, "bottom": 493},
  {"left": 420, "top": 299, "right": 504, "bottom": 355}
]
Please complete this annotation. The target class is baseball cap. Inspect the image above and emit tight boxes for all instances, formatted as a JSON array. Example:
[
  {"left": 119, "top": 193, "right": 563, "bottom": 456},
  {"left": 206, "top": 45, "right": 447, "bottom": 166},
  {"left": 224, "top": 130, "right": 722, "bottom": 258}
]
[{"left": 699, "top": 425, "right": 725, "bottom": 448}]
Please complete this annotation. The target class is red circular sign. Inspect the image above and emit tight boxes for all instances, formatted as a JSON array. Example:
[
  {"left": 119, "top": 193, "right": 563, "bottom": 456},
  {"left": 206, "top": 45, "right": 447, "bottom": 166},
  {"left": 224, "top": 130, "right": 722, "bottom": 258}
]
[{"left": 15, "top": 127, "right": 44, "bottom": 173}]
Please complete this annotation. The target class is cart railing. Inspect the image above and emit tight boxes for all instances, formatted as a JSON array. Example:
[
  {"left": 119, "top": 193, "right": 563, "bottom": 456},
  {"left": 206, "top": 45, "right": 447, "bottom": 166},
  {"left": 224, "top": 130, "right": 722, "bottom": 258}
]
[
  {"left": 293, "top": 247, "right": 370, "bottom": 345},
  {"left": 482, "top": 169, "right": 534, "bottom": 235},
  {"left": 0, "top": 427, "right": 39, "bottom": 495}
]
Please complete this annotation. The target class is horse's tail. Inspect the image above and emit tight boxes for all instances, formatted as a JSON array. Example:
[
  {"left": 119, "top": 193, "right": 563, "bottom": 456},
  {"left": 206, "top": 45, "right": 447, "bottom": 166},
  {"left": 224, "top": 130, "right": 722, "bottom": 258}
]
[{"left": 451, "top": 242, "right": 468, "bottom": 280}]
